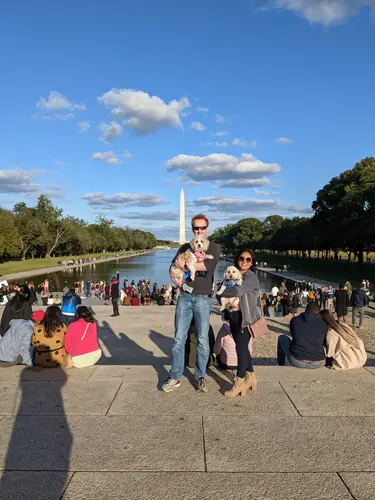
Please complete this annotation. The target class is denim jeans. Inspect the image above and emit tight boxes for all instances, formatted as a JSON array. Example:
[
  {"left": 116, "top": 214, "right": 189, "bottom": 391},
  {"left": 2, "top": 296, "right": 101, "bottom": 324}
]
[
  {"left": 170, "top": 292, "right": 212, "bottom": 381},
  {"left": 62, "top": 314, "right": 75, "bottom": 327},
  {"left": 277, "top": 335, "right": 325, "bottom": 369}
]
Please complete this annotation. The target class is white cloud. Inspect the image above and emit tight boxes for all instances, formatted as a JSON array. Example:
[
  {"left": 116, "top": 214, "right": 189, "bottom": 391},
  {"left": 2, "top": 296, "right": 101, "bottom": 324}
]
[
  {"left": 77, "top": 121, "right": 91, "bottom": 133},
  {"left": 189, "top": 195, "right": 312, "bottom": 215},
  {"left": 92, "top": 151, "right": 132, "bottom": 164},
  {"left": 190, "top": 121, "right": 206, "bottom": 132},
  {"left": 213, "top": 178, "right": 271, "bottom": 188},
  {"left": 98, "top": 121, "right": 122, "bottom": 142},
  {"left": 253, "top": 188, "right": 279, "bottom": 196},
  {"left": 215, "top": 142, "right": 229, "bottom": 147},
  {"left": 275, "top": 137, "right": 294, "bottom": 144},
  {"left": 215, "top": 114, "right": 225, "bottom": 123},
  {"left": 83, "top": 192, "right": 168, "bottom": 209},
  {"left": 166, "top": 153, "right": 280, "bottom": 182},
  {"left": 232, "top": 138, "right": 257, "bottom": 148},
  {"left": 117, "top": 211, "right": 179, "bottom": 221},
  {"left": 0, "top": 169, "right": 41, "bottom": 193},
  {"left": 36, "top": 91, "right": 85, "bottom": 120},
  {"left": 55, "top": 160, "right": 65, "bottom": 166},
  {"left": 210, "top": 131, "right": 230, "bottom": 137},
  {"left": 197, "top": 107, "right": 209, "bottom": 113},
  {"left": 98, "top": 88, "right": 190, "bottom": 134},
  {"left": 48, "top": 184, "right": 69, "bottom": 191},
  {"left": 179, "top": 176, "right": 201, "bottom": 186},
  {"left": 272, "top": 0, "right": 375, "bottom": 24}
]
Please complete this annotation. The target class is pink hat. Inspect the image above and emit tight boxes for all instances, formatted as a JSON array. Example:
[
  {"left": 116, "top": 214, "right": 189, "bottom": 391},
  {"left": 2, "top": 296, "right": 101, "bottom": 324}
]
[{"left": 31, "top": 310, "right": 45, "bottom": 321}]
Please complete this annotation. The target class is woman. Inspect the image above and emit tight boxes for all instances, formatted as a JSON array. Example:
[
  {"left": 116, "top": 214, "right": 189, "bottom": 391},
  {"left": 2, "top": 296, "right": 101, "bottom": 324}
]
[
  {"left": 32, "top": 306, "right": 67, "bottom": 368},
  {"left": 290, "top": 291, "right": 300, "bottom": 316},
  {"left": 219, "top": 249, "right": 259, "bottom": 397},
  {"left": 262, "top": 292, "right": 270, "bottom": 318},
  {"left": 47, "top": 294, "right": 55, "bottom": 305},
  {"left": 64, "top": 306, "right": 101, "bottom": 368},
  {"left": 0, "top": 284, "right": 32, "bottom": 336},
  {"left": 320, "top": 309, "right": 367, "bottom": 370}
]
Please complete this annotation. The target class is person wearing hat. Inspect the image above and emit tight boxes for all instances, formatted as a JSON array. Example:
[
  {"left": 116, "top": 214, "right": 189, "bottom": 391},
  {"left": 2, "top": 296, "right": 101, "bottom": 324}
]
[{"left": 0, "top": 310, "right": 44, "bottom": 368}]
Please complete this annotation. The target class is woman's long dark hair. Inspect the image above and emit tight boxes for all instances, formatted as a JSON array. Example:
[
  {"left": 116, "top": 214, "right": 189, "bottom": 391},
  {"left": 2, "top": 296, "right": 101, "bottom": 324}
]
[
  {"left": 9, "top": 284, "right": 30, "bottom": 312},
  {"left": 40, "top": 305, "right": 64, "bottom": 338},
  {"left": 234, "top": 249, "right": 257, "bottom": 273},
  {"left": 74, "top": 306, "right": 95, "bottom": 323}
]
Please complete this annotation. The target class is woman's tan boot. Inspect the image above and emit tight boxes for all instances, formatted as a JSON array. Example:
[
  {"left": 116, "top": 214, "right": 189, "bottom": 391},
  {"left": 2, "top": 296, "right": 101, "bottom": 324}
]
[
  {"left": 245, "top": 372, "right": 257, "bottom": 391},
  {"left": 224, "top": 376, "right": 249, "bottom": 398}
]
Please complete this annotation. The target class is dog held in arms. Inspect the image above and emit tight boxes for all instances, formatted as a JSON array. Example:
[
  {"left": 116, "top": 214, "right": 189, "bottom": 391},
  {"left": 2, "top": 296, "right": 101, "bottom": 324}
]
[
  {"left": 170, "top": 236, "right": 214, "bottom": 292},
  {"left": 216, "top": 265, "right": 243, "bottom": 311}
]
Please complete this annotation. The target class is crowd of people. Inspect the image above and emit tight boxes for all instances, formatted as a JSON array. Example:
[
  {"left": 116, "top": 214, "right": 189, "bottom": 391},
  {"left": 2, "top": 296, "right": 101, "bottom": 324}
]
[
  {"left": 0, "top": 213, "right": 373, "bottom": 394},
  {"left": 0, "top": 283, "right": 101, "bottom": 370}
]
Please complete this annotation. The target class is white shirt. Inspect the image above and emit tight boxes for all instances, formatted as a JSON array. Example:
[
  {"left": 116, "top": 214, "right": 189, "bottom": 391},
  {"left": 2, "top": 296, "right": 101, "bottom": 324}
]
[{"left": 271, "top": 286, "right": 279, "bottom": 297}]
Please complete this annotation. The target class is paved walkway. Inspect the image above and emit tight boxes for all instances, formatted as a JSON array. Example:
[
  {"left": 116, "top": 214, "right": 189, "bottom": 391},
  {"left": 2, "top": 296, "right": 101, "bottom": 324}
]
[
  {"left": 258, "top": 266, "right": 339, "bottom": 289},
  {"left": 0, "top": 305, "right": 374, "bottom": 499}
]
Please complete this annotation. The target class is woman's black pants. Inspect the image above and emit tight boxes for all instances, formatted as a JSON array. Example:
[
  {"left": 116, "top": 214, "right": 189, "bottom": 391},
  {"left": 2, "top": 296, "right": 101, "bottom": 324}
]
[{"left": 228, "top": 311, "right": 254, "bottom": 378}]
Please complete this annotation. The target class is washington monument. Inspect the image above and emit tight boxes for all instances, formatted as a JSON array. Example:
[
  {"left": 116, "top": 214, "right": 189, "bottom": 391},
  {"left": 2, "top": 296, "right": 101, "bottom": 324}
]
[{"left": 179, "top": 188, "right": 186, "bottom": 244}]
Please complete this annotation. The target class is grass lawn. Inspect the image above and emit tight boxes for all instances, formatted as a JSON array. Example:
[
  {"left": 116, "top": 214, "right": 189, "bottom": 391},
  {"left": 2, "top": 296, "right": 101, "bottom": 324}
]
[
  {"left": 256, "top": 252, "right": 375, "bottom": 285},
  {"left": 0, "top": 250, "right": 148, "bottom": 276}
]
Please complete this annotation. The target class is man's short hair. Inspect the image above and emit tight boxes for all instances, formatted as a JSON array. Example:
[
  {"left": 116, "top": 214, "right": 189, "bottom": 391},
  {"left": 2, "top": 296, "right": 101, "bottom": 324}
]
[
  {"left": 306, "top": 301, "right": 320, "bottom": 314},
  {"left": 191, "top": 213, "right": 209, "bottom": 226}
]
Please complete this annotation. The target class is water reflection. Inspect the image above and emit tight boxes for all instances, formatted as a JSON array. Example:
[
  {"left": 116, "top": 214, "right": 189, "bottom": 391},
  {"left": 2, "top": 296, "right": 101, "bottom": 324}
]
[{"left": 13, "top": 250, "right": 289, "bottom": 291}]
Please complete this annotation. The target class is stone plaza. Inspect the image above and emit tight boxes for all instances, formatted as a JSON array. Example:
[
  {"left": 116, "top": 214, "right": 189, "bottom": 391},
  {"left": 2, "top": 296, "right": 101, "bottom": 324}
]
[{"left": 0, "top": 303, "right": 375, "bottom": 499}]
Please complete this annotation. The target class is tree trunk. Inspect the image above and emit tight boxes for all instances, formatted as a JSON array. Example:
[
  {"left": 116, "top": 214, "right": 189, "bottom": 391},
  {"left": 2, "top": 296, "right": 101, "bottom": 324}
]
[{"left": 46, "top": 228, "right": 66, "bottom": 258}]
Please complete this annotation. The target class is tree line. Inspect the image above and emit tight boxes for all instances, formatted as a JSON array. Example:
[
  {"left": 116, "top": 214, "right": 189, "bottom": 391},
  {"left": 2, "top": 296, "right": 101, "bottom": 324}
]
[
  {"left": 210, "top": 157, "right": 375, "bottom": 265},
  {"left": 0, "top": 195, "right": 157, "bottom": 261}
]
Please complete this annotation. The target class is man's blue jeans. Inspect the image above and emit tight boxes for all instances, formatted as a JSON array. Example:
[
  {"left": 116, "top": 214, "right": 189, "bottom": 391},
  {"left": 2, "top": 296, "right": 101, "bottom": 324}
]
[
  {"left": 277, "top": 335, "right": 325, "bottom": 369},
  {"left": 170, "top": 292, "right": 212, "bottom": 381}
]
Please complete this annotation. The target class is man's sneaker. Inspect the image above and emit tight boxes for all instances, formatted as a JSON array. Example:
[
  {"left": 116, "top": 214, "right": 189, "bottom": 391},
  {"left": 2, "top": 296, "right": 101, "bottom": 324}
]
[
  {"left": 196, "top": 377, "right": 208, "bottom": 393},
  {"left": 161, "top": 377, "right": 181, "bottom": 393}
]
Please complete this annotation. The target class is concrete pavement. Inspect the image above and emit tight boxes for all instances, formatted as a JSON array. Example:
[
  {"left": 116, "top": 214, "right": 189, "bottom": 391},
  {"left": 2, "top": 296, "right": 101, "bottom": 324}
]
[{"left": 0, "top": 305, "right": 374, "bottom": 499}]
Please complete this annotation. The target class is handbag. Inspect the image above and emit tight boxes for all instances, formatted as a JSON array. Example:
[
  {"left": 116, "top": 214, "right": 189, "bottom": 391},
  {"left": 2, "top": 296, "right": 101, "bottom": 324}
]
[
  {"left": 248, "top": 292, "right": 268, "bottom": 338},
  {"left": 63, "top": 322, "right": 90, "bottom": 369}
]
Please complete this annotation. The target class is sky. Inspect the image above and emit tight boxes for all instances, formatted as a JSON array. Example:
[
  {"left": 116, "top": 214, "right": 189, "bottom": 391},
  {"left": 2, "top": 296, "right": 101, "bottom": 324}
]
[{"left": 0, "top": 0, "right": 374, "bottom": 240}]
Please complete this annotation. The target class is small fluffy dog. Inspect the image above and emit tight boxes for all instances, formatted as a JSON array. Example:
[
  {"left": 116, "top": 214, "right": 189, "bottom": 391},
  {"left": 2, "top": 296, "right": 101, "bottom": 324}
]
[
  {"left": 216, "top": 265, "right": 243, "bottom": 311},
  {"left": 170, "top": 236, "right": 213, "bottom": 290}
]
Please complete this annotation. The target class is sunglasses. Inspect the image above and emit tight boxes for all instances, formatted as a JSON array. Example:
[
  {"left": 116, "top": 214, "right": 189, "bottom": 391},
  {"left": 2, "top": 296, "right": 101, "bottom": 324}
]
[
  {"left": 192, "top": 225, "right": 208, "bottom": 231},
  {"left": 239, "top": 256, "right": 252, "bottom": 263}
]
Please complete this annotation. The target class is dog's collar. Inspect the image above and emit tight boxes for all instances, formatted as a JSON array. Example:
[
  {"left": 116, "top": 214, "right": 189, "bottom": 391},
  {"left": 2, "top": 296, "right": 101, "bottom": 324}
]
[{"left": 194, "top": 250, "right": 206, "bottom": 259}]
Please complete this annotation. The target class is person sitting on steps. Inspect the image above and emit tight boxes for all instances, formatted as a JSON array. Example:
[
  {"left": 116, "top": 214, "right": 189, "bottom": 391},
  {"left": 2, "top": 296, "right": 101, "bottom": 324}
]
[{"left": 277, "top": 301, "right": 328, "bottom": 369}]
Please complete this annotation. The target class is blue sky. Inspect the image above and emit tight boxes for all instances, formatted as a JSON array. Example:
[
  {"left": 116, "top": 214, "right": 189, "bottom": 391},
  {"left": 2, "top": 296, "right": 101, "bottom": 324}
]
[{"left": 0, "top": 0, "right": 374, "bottom": 239}]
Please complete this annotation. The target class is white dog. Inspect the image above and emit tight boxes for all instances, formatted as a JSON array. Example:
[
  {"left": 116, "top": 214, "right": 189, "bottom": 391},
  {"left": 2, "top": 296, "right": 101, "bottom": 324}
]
[
  {"left": 216, "top": 265, "right": 243, "bottom": 311},
  {"left": 170, "top": 236, "right": 213, "bottom": 291}
]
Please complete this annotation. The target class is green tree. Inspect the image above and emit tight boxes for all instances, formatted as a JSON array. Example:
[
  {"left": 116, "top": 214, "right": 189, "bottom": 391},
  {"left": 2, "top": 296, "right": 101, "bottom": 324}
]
[{"left": 0, "top": 209, "right": 21, "bottom": 259}]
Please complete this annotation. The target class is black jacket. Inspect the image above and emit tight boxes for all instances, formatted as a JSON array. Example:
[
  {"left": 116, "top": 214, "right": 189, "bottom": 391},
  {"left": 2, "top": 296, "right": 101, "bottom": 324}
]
[
  {"left": 335, "top": 289, "right": 350, "bottom": 317},
  {"left": 110, "top": 272, "right": 120, "bottom": 299},
  {"left": 351, "top": 289, "right": 369, "bottom": 309},
  {"left": 290, "top": 311, "right": 328, "bottom": 361}
]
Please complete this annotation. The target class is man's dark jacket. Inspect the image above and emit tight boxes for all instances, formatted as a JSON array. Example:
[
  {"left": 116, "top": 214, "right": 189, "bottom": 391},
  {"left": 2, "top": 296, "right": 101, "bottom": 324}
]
[
  {"left": 289, "top": 311, "right": 328, "bottom": 361},
  {"left": 351, "top": 289, "right": 369, "bottom": 309},
  {"left": 110, "top": 272, "right": 120, "bottom": 299}
]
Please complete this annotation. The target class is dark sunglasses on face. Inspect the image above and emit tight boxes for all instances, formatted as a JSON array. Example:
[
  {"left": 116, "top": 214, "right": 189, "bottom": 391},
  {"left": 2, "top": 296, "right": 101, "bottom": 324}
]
[
  {"left": 192, "top": 225, "right": 208, "bottom": 231},
  {"left": 239, "top": 256, "right": 252, "bottom": 263}
]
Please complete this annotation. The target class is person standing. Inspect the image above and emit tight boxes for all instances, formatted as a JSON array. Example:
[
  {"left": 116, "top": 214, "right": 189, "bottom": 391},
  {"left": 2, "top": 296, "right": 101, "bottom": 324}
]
[
  {"left": 162, "top": 214, "right": 220, "bottom": 393},
  {"left": 326, "top": 285, "right": 335, "bottom": 310},
  {"left": 335, "top": 284, "right": 350, "bottom": 323},
  {"left": 270, "top": 284, "right": 279, "bottom": 306},
  {"left": 110, "top": 271, "right": 120, "bottom": 317},
  {"left": 218, "top": 249, "right": 260, "bottom": 396},
  {"left": 61, "top": 289, "right": 81, "bottom": 327},
  {"left": 351, "top": 283, "right": 370, "bottom": 329}
]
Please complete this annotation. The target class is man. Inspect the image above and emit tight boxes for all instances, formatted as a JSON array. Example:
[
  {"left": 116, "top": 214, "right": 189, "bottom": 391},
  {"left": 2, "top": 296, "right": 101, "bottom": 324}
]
[
  {"left": 335, "top": 284, "right": 350, "bottom": 323},
  {"left": 162, "top": 214, "right": 220, "bottom": 393},
  {"left": 277, "top": 301, "right": 328, "bottom": 368},
  {"left": 61, "top": 289, "right": 82, "bottom": 326},
  {"left": 351, "top": 283, "right": 370, "bottom": 329},
  {"left": 0, "top": 310, "right": 45, "bottom": 368},
  {"left": 110, "top": 271, "right": 120, "bottom": 317},
  {"left": 270, "top": 284, "right": 279, "bottom": 306},
  {"left": 279, "top": 280, "right": 288, "bottom": 295}
]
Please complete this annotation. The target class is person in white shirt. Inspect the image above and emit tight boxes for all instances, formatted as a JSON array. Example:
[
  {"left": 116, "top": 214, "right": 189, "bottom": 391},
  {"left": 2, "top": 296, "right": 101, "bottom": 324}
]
[{"left": 271, "top": 285, "right": 279, "bottom": 305}]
